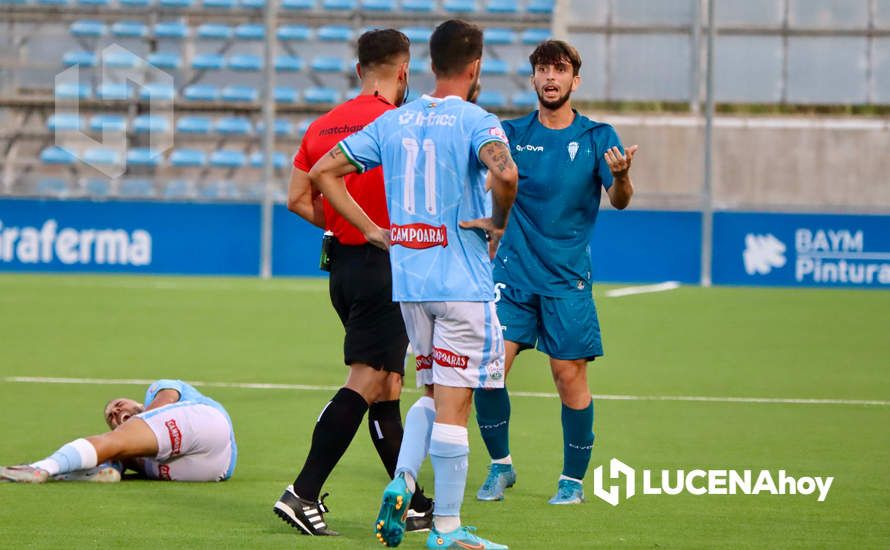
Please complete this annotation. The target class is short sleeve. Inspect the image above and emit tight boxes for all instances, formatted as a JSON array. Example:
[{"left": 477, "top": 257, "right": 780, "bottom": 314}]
[
  {"left": 339, "top": 118, "right": 382, "bottom": 174},
  {"left": 594, "top": 125, "right": 623, "bottom": 190},
  {"left": 293, "top": 137, "right": 311, "bottom": 171},
  {"left": 471, "top": 112, "right": 510, "bottom": 160},
  {"left": 145, "top": 379, "right": 186, "bottom": 404}
]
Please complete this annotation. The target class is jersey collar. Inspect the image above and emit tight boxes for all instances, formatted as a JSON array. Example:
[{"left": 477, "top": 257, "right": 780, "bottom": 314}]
[{"left": 421, "top": 93, "right": 462, "bottom": 102}]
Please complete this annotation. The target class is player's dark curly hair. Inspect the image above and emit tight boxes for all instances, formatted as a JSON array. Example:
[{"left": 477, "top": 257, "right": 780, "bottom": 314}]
[
  {"left": 529, "top": 40, "right": 582, "bottom": 76},
  {"left": 430, "top": 19, "right": 484, "bottom": 77},
  {"left": 357, "top": 29, "right": 410, "bottom": 69}
]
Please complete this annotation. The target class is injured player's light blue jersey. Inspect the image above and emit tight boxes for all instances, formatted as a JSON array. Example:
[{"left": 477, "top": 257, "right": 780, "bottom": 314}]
[{"left": 145, "top": 379, "right": 231, "bottom": 425}]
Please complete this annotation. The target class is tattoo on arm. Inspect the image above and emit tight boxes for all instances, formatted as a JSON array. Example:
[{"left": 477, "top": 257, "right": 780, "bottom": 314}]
[
  {"left": 328, "top": 146, "right": 342, "bottom": 160},
  {"left": 480, "top": 141, "right": 515, "bottom": 175}
]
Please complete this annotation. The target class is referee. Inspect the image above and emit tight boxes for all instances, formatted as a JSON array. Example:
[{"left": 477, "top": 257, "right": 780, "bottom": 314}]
[{"left": 273, "top": 29, "right": 432, "bottom": 536}]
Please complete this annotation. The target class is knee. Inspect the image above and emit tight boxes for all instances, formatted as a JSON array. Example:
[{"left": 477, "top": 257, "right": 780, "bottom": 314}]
[{"left": 378, "top": 373, "right": 403, "bottom": 402}]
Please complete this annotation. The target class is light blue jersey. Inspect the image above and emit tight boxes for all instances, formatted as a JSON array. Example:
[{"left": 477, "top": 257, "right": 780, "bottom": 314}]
[
  {"left": 144, "top": 379, "right": 236, "bottom": 450},
  {"left": 339, "top": 94, "right": 509, "bottom": 302},
  {"left": 494, "top": 110, "right": 623, "bottom": 297}
]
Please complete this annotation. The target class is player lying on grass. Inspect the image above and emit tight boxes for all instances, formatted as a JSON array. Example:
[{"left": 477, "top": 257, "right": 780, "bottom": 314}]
[{"left": 0, "top": 379, "right": 237, "bottom": 483}]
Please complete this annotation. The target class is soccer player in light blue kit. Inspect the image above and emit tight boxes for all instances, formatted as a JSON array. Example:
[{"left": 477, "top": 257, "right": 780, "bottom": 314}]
[
  {"left": 310, "top": 19, "right": 518, "bottom": 550},
  {"left": 474, "top": 40, "right": 638, "bottom": 505}
]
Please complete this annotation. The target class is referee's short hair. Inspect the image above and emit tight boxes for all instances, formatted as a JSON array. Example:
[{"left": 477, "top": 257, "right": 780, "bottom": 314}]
[
  {"left": 529, "top": 40, "right": 582, "bottom": 76},
  {"left": 357, "top": 29, "right": 411, "bottom": 69},
  {"left": 429, "top": 19, "right": 483, "bottom": 77}
]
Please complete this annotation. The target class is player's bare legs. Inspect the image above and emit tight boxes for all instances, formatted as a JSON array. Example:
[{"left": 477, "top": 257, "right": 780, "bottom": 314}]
[{"left": 549, "top": 358, "right": 594, "bottom": 504}]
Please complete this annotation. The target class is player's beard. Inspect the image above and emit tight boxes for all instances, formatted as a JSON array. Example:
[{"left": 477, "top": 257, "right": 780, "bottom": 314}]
[
  {"left": 467, "top": 72, "right": 481, "bottom": 104},
  {"left": 536, "top": 84, "right": 572, "bottom": 111},
  {"left": 396, "top": 73, "right": 410, "bottom": 107}
]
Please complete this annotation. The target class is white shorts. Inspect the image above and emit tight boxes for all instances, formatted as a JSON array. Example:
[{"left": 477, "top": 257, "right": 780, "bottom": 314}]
[
  {"left": 400, "top": 301, "right": 505, "bottom": 389},
  {"left": 136, "top": 402, "right": 236, "bottom": 482}
]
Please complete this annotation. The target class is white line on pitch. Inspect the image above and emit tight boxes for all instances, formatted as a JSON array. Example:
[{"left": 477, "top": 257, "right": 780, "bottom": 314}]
[
  {"left": 605, "top": 281, "right": 681, "bottom": 298},
  {"left": 4, "top": 376, "right": 888, "bottom": 407}
]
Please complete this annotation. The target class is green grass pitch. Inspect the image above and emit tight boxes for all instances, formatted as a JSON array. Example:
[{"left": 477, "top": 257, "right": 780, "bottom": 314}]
[{"left": 0, "top": 274, "right": 888, "bottom": 548}]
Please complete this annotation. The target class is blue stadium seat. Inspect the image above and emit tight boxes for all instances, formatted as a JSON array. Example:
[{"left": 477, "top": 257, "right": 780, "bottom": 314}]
[
  {"left": 199, "top": 181, "right": 239, "bottom": 200},
  {"left": 484, "top": 28, "right": 516, "bottom": 45},
  {"left": 183, "top": 84, "right": 220, "bottom": 101},
  {"left": 111, "top": 21, "right": 148, "bottom": 38},
  {"left": 235, "top": 23, "right": 265, "bottom": 40},
  {"left": 97, "top": 82, "right": 132, "bottom": 100},
  {"left": 70, "top": 20, "right": 107, "bottom": 38},
  {"left": 257, "top": 119, "right": 295, "bottom": 135},
  {"left": 322, "top": 0, "right": 356, "bottom": 10},
  {"left": 281, "top": 0, "right": 314, "bottom": 9},
  {"left": 361, "top": 0, "right": 393, "bottom": 10},
  {"left": 55, "top": 83, "right": 92, "bottom": 100},
  {"left": 133, "top": 114, "right": 170, "bottom": 134},
  {"left": 119, "top": 0, "right": 152, "bottom": 6},
  {"left": 120, "top": 179, "right": 156, "bottom": 197},
  {"left": 164, "top": 180, "right": 192, "bottom": 199},
  {"left": 197, "top": 23, "right": 233, "bottom": 40},
  {"left": 158, "top": 0, "right": 192, "bottom": 7},
  {"left": 176, "top": 116, "right": 212, "bottom": 134},
  {"left": 277, "top": 24, "right": 311, "bottom": 41},
  {"left": 127, "top": 148, "right": 161, "bottom": 167},
  {"left": 147, "top": 52, "right": 182, "bottom": 70},
  {"left": 139, "top": 82, "right": 176, "bottom": 101},
  {"left": 78, "top": 0, "right": 111, "bottom": 6},
  {"left": 170, "top": 149, "right": 207, "bottom": 167},
  {"left": 37, "top": 0, "right": 70, "bottom": 6},
  {"left": 409, "top": 58, "right": 429, "bottom": 73},
  {"left": 275, "top": 55, "right": 304, "bottom": 72},
  {"left": 62, "top": 51, "right": 98, "bottom": 68},
  {"left": 192, "top": 53, "right": 226, "bottom": 70},
  {"left": 402, "top": 0, "right": 433, "bottom": 11},
  {"left": 37, "top": 179, "right": 69, "bottom": 196},
  {"left": 228, "top": 54, "right": 263, "bottom": 71},
  {"left": 104, "top": 50, "right": 142, "bottom": 69},
  {"left": 240, "top": 0, "right": 265, "bottom": 7},
  {"left": 0, "top": 0, "right": 29, "bottom": 5},
  {"left": 511, "top": 90, "right": 538, "bottom": 109},
  {"left": 482, "top": 59, "right": 509, "bottom": 75},
  {"left": 154, "top": 21, "right": 189, "bottom": 39},
  {"left": 311, "top": 56, "right": 346, "bottom": 73},
  {"left": 84, "top": 147, "right": 122, "bottom": 166},
  {"left": 526, "top": 0, "right": 553, "bottom": 14},
  {"left": 47, "top": 114, "right": 83, "bottom": 132},
  {"left": 297, "top": 118, "right": 314, "bottom": 135},
  {"left": 476, "top": 90, "right": 506, "bottom": 109},
  {"left": 304, "top": 87, "right": 340, "bottom": 104},
  {"left": 274, "top": 86, "right": 299, "bottom": 103},
  {"left": 210, "top": 150, "right": 247, "bottom": 168},
  {"left": 521, "top": 28, "right": 550, "bottom": 45},
  {"left": 221, "top": 85, "right": 258, "bottom": 102},
  {"left": 402, "top": 26, "right": 432, "bottom": 42},
  {"left": 345, "top": 87, "right": 360, "bottom": 100},
  {"left": 40, "top": 146, "right": 77, "bottom": 165},
  {"left": 84, "top": 179, "right": 111, "bottom": 197},
  {"left": 249, "top": 151, "right": 288, "bottom": 169},
  {"left": 215, "top": 116, "right": 253, "bottom": 135},
  {"left": 485, "top": 0, "right": 516, "bottom": 13},
  {"left": 203, "top": 0, "right": 235, "bottom": 7},
  {"left": 90, "top": 114, "right": 127, "bottom": 133},
  {"left": 317, "top": 25, "right": 353, "bottom": 42},
  {"left": 443, "top": 0, "right": 476, "bottom": 13}
]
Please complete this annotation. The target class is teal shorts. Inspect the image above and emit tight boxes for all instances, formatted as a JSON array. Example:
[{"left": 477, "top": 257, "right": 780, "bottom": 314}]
[{"left": 495, "top": 283, "right": 603, "bottom": 361}]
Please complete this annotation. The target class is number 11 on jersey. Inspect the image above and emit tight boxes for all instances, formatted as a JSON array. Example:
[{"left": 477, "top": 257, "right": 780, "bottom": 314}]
[{"left": 402, "top": 138, "right": 437, "bottom": 215}]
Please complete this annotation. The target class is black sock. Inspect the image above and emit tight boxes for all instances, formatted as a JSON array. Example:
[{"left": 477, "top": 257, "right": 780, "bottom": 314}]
[
  {"left": 293, "top": 387, "right": 368, "bottom": 501},
  {"left": 368, "top": 399, "right": 433, "bottom": 512}
]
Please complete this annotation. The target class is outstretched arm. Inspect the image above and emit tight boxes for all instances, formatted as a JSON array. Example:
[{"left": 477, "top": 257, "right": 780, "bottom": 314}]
[
  {"left": 460, "top": 141, "right": 518, "bottom": 259},
  {"left": 605, "top": 145, "right": 638, "bottom": 210}
]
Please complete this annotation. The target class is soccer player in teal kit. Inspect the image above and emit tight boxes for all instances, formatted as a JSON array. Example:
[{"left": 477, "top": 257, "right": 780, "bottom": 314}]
[{"left": 474, "top": 40, "right": 638, "bottom": 505}]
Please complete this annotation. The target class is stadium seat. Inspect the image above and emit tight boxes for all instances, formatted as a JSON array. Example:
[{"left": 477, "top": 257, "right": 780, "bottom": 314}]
[
  {"left": 512, "top": 90, "right": 538, "bottom": 108},
  {"left": 90, "top": 114, "right": 127, "bottom": 133},
  {"left": 78, "top": 0, "right": 111, "bottom": 7},
  {"left": 47, "top": 114, "right": 82, "bottom": 132},
  {"left": 221, "top": 85, "right": 258, "bottom": 102},
  {"left": 170, "top": 149, "right": 207, "bottom": 167},
  {"left": 210, "top": 150, "right": 247, "bottom": 168},
  {"left": 37, "top": 178, "right": 69, "bottom": 196},
  {"left": 97, "top": 82, "right": 132, "bottom": 100},
  {"left": 345, "top": 87, "right": 360, "bottom": 100},
  {"left": 273, "top": 86, "right": 299, "bottom": 103},
  {"left": 119, "top": 178, "right": 156, "bottom": 197},
  {"left": 37, "top": 0, "right": 70, "bottom": 4},
  {"left": 84, "top": 179, "right": 111, "bottom": 197},
  {"left": 281, "top": 0, "right": 314, "bottom": 9},
  {"left": 203, "top": 0, "right": 236, "bottom": 7},
  {"left": 402, "top": 26, "right": 432, "bottom": 42},
  {"left": 133, "top": 114, "right": 170, "bottom": 134},
  {"left": 322, "top": 0, "right": 355, "bottom": 10},
  {"left": 482, "top": 59, "right": 509, "bottom": 75},
  {"left": 361, "top": 0, "right": 393, "bottom": 10},
  {"left": 257, "top": 119, "right": 295, "bottom": 135},
  {"left": 229, "top": 54, "right": 263, "bottom": 71},
  {"left": 311, "top": 56, "right": 346, "bottom": 73},
  {"left": 84, "top": 147, "right": 122, "bottom": 166},
  {"left": 409, "top": 58, "right": 429, "bottom": 73},
  {"left": 235, "top": 23, "right": 265, "bottom": 40},
  {"left": 183, "top": 84, "right": 220, "bottom": 101},
  {"left": 104, "top": 50, "right": 142, "bottom": 69},
  {"left": 147, "top": 52, "right": 182, "bottom": 70},
  {"left": 249, "top": 151, "right": 288, "bottom": 169},
  {"left": 163, "top": 180, "right": 192, "bottom": 199},
  {"left": 70, "top": 20, "right": 107, "bottom": 38},
  {"left": 274, "top": 55, "right": 304, "bottom": 72},
  {"left": 158, "top": 0, "right": 192, "bottom": 7},
  {"left": 199, "top": 181, "right": 240, "bottom": 200},
  {"left": 111, "top": 21, "right": 149, "bottom": 38},
  {"left": 317, "top": 25, "right": 353, "bottom": 42},
  {"left": 127, "top": 148, "right": 161, "bottom": 167},
  {"left": 176, "top": 116, "right": 212, "bottom": 134},
  {"left": 192, "top": 53, "right": 226, "bottom": 70},
  {"left": 401, "top": 0, "right": 433, "bottom": 11},
  {"left": 197, "top": 23, "right": 233, "bottom": 40},
  {"left": 526, "top": 0, "right": 553, "bottom": 14},
  {"left": 240, "top": 0, "right": 265, "bottom": 7},
  {"left": 277, "top": 24, "right": 312, "bottom": 41},
  {"left": 0, "top": 0, "right": 30, "bottom": 5},
  {"left": 62, "top": 51, "right": 98, "bottom": 68},
  {"left": 215, "top": 116, "right": 253, "bottom": 135},
  {"left": 119, "top": 0, "right": 152, "bottom": 6},
  {"left": 521, "top": 28, "right": 550, "bottom": 45},
  {"left": 443, "top": 0, "right": 476, "bottom": 13},
  {"left": 139, "top": 82, "right": 176, "bottom": 102},
  {"left": 485, "top": 0, "right": 516, "bottom": 13},
  {"left": 40, "top": 146, "right": 77, "bottom": 165},
  {"left": 55, "top": 83, "right": 92, "bottom": 100},
  {"left": 304, "top": 87, "right": 340, "bottom": 103},
  {"left": 484, "top": 28, "right": 516, "bottom": 45},
  {"left": 476, "top": 90, "right": 506, "bottom": 109},
  {"left": 154, "top": 21, "right": 189, "bottom": 39},
  {"left": 297, "top": 118, "right": 314, "bottom": 135}
]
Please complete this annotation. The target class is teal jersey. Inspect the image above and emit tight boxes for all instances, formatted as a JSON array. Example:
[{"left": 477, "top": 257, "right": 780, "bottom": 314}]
[{"left": 494, "top": 111, "right": 623, "bottom": 297}]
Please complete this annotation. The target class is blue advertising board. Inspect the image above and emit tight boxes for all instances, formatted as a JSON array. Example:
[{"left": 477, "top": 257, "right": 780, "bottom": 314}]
[
  {"left": 272, "top": 204, "right": 326, "bottom": 276},
  {"left": 712, "top": 211, "right": 890, "bottom": 288}
]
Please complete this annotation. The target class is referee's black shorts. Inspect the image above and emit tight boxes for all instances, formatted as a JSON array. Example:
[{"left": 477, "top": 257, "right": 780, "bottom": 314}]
[{"left": 328, "top": 238, "right": 409, "bottom": 375}]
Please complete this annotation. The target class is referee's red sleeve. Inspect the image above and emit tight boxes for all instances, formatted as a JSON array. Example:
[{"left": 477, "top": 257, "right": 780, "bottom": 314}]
[{"left": 293, "top": 137, "right": 311, "bottom": 171}]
